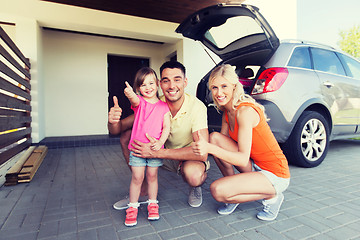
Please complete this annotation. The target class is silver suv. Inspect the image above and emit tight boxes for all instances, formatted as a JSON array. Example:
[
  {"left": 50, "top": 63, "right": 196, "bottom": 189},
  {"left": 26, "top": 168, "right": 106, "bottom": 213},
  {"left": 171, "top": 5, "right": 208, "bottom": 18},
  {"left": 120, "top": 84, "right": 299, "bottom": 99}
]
[{"left": 176, "top": 3, "right": 360, "bottom": 167}]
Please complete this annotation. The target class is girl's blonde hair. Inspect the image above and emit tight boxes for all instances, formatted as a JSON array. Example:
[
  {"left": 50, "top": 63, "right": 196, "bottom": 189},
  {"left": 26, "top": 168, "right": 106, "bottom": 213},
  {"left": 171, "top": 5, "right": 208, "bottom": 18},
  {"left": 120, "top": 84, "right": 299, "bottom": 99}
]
[
  {"left": 133, "top": 67, "right": 159, "bottom": 97},
  {"left": 208, "top": 64, "right": 266, "bottom": 117}
]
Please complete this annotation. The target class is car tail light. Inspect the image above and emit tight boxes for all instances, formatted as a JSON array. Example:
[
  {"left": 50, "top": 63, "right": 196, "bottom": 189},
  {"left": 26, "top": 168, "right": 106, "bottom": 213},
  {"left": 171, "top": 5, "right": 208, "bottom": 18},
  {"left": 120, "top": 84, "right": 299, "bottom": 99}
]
[{"left": 251, "top": 67, "right": 289, "bottom": 94}]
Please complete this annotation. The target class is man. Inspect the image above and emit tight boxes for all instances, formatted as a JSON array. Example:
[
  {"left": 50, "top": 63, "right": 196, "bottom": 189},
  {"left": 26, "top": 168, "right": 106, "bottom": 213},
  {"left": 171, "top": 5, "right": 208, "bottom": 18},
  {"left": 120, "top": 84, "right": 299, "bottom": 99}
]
[{"left": 108, "top": 61, "right": 209, "bottom": 209}]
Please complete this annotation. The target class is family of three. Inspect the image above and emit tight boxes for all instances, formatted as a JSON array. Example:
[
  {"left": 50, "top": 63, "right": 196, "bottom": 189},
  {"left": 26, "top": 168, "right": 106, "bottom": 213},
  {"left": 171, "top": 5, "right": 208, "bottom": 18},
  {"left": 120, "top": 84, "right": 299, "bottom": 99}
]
[{"left": 107, "top": 61, "right": 290, "bottom": 227}]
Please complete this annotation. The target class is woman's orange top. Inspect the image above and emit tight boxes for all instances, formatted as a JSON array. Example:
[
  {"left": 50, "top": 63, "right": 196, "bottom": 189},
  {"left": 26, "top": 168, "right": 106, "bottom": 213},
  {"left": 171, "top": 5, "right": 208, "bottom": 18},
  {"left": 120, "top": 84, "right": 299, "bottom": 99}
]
[{"left": 225, "top": 102, "right": 290, "bottom": 178}]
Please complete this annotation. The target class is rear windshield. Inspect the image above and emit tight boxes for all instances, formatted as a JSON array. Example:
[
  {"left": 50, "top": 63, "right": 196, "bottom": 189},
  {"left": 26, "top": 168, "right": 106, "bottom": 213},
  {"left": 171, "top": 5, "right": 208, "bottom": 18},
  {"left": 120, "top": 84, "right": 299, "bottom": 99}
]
[{"left": 204, "top": 16, "right": 263, "bottom": 49}]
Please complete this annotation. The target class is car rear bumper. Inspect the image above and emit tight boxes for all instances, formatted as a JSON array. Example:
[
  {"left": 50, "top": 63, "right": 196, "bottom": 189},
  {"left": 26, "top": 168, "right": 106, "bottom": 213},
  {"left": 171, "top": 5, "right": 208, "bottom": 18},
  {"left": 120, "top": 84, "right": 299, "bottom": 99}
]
[{"left": 256, "top": 99, "right": 294, "bottom": 143}]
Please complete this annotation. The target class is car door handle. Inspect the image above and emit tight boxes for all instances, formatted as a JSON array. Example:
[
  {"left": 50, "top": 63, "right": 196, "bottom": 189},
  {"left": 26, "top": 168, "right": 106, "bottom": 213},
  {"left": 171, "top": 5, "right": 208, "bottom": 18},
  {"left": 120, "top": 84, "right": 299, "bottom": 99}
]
[{"left": 323, "top": 81, "right": 334, "bottom": 88}]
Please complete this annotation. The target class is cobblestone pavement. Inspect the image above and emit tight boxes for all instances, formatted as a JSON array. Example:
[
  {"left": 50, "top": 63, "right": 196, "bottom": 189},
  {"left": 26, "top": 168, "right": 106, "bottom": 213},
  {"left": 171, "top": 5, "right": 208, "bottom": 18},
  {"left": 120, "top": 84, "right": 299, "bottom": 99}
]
[{"left": 0, "top": 139, "right": 360, "bottom": 240}]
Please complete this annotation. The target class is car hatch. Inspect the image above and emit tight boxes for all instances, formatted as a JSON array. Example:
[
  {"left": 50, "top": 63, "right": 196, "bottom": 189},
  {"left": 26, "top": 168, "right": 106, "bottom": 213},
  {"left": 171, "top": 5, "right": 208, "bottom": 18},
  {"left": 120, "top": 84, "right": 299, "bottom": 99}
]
[{"left": 176, "top": 3, "right": 279, "bottom": 61}]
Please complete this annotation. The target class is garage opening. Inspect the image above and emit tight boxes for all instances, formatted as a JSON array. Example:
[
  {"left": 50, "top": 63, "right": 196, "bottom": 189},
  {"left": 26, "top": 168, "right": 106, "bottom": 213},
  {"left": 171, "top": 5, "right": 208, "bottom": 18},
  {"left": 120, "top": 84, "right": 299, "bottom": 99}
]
[{"left": 107, "top": 55, "right": 149, "bottom": 120}]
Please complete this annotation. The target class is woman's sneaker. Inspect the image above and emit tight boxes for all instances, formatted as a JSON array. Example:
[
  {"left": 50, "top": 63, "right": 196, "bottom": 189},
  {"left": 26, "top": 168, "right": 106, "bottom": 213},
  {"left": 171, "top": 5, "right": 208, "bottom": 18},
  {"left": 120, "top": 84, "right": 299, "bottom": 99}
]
[
  {"left": 257, "top": 193, "right": 284, "bottom": 221},
  {"left": 147, "top": 203, "right": 160, "bottom": 220},
  {"left": 125, "top": 207, "right": 138, "bottom": 226},
  {"left": 217, "top": 203, "right": 239, "bottom": 215}
]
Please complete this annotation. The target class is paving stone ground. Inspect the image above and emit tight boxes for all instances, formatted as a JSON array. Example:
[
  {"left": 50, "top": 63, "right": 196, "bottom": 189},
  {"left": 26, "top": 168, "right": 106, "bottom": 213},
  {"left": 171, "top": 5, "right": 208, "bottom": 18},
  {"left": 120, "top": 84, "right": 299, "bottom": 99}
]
[{"left": 0, "top": 139, "right": 360, "bottom": 240}]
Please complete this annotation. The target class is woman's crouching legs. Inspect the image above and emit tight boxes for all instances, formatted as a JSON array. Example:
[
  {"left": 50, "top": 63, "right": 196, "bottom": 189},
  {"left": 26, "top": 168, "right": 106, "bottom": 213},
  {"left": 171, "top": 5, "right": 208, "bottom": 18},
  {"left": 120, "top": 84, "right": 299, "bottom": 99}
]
[{"left": 210, "top": 178, "right": 229, "bottom": 202}]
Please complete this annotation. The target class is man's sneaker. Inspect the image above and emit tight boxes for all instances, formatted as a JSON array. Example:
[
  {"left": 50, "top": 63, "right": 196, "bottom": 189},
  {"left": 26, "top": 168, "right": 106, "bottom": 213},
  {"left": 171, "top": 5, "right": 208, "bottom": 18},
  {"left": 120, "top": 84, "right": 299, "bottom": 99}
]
[
  {"left": 217, "top": 203, "right": 239, "bottom": 215},
  {"left": 124, "top": 207, "right": 138, "bottom": 227},
  {"left": 257, "top": 193, "right": 284, "bottom": 221},
  {"left": 113, "top": 195, "right": 148, "bottom": 210},
  {"left": 147, "top": 203, "right": 160, "bottom": 220},
  {"left": 188, "top": 186, "right": 202, "bottom": 207}
]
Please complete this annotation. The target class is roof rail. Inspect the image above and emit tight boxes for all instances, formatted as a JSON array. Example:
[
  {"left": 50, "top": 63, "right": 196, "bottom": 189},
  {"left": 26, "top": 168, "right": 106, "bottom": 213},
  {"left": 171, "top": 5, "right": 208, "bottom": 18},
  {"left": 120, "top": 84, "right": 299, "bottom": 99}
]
[{"left": 281, "top": 39, "right": 335, "bottom": 49}]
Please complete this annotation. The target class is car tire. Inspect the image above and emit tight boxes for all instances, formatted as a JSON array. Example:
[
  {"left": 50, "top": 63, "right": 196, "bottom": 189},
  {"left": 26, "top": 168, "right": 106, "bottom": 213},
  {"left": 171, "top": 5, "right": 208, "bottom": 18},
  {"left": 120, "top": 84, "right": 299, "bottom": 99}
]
[{"left": 282, "top": 111, "right": 330, "bottom": 168}]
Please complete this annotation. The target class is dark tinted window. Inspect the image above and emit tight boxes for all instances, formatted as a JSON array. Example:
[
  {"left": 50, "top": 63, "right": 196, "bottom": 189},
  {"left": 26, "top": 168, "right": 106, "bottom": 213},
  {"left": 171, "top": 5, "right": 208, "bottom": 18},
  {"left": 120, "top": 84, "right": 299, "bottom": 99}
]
[
  {"left": 311, "top": 48, "right": 346, "bottom": 76},
  {"left": 339, "top": 53, "right": 360, "bottom": 79},
  {"left": 288, "top": 47, "right": 311, "bottom": 69}
]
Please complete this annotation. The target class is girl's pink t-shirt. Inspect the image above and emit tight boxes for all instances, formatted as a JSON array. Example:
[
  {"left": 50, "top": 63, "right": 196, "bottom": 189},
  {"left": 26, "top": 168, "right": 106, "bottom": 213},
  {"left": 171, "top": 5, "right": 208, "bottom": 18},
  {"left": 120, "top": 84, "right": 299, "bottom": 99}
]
[{"left": 128, "top": 96, "right": 169, "bottom": 150}]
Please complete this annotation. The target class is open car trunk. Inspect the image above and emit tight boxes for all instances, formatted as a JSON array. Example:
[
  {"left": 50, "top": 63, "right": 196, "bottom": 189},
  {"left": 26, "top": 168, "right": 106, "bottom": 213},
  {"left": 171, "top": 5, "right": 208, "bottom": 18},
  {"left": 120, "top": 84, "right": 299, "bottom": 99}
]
[
  {"left": 176, "top": 3, "right": 279, "bottom": 62},
  {"left": 176, "top": 3, "right": 280, "bottom": 131}
]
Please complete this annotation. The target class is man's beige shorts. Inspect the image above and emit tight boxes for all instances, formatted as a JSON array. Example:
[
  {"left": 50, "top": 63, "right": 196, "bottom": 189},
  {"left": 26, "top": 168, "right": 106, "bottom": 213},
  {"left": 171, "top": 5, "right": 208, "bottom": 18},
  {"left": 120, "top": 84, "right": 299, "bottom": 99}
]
[{"left": 161, "top": 159, "right": 210, "bottom": 175}]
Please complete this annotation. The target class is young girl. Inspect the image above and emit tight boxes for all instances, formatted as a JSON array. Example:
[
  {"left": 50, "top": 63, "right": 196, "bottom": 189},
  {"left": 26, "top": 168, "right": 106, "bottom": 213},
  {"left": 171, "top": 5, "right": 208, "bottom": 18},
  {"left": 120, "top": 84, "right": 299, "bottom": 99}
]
[
  {"left": 191, "top": 64, "right": 290, "bottom": 221},
  {"left": 123, "top": 67, "right": 170, "bottom": 227}
]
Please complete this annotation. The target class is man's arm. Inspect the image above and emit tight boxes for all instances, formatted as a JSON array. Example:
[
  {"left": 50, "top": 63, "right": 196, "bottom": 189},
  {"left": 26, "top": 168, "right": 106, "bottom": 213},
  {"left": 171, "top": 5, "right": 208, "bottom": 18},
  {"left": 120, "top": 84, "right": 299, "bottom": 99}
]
[
  {"left": 108, "top": 121, "right": 121, "bottom": 135},
  {"left": 108, "top": 114, "right": 134, "bottom": 135},
  {"left": 132, "top": 128, "right": 209, "bottom": 162}
]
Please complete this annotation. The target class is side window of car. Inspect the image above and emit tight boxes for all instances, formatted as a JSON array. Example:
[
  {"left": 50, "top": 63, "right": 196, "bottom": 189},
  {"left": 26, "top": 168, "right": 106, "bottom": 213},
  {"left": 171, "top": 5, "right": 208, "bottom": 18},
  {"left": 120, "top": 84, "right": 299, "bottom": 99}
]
[
  {"left": 311, "top": 48, "right": 346, "bottom": 76},
  {"left": 288, "top": 47, "right": 311, "bottom": 69},
  {"left": 338, "top": 53, "right": 360, "bottom": 79}
]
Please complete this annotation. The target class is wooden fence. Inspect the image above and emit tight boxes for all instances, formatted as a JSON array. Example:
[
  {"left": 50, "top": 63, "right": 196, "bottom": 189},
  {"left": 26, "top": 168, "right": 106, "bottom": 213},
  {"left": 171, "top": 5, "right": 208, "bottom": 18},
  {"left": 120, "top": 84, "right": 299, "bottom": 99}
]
[{"left": 0, "top": 26, "right": 32, "bottom": 165}]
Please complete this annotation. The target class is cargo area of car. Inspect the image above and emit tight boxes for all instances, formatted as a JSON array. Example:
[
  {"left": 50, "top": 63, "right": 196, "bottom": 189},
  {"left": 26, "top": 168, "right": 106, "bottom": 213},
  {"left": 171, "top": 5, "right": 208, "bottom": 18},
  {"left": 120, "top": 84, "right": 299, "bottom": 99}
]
[{"left": 233, "top": 64, "right": 262, "bottom": 93}]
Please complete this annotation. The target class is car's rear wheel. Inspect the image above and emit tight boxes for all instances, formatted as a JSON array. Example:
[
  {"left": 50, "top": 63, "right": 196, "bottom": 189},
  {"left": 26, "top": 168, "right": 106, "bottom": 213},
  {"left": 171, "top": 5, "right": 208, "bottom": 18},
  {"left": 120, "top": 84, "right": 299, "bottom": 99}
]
[{"left": 283, "top": 111, "right": 330, "bottom": 168}]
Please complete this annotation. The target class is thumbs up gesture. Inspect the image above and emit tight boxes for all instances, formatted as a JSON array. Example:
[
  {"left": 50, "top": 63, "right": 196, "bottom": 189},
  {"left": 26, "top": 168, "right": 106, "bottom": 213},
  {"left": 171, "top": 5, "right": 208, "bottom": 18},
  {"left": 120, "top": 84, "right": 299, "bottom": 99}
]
[
  {"left": 124, "top": 81, "right": 136, "bottom": 99},
  {"left": 108, "top": 96, "right": 122, "bottom": 124},
  {"left": 191, "top": 131, "right": 209, "bottom": 156}
]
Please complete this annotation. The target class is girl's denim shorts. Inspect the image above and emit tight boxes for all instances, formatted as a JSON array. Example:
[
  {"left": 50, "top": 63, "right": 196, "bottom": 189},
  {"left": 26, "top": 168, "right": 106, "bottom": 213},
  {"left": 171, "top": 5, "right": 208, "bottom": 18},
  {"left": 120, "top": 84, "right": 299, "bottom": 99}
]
[{"left": 129, "top": 151, "right": 163, "bottom": 167}]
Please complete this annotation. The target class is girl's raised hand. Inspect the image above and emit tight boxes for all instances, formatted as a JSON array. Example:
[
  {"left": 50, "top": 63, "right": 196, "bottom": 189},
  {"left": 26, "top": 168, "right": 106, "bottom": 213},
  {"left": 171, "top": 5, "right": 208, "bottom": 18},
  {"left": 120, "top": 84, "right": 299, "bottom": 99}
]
[{"left": 124, "top": 81, "right": 135, "bottom": 98}]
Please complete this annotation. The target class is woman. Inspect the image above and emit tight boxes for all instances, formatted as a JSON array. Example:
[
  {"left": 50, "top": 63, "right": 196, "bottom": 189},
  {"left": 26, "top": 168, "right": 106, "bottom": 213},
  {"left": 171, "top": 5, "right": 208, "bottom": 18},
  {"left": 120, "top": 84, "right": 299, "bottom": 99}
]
[{"left": 192, "top": 64, "right": 290, "bottom": 221}]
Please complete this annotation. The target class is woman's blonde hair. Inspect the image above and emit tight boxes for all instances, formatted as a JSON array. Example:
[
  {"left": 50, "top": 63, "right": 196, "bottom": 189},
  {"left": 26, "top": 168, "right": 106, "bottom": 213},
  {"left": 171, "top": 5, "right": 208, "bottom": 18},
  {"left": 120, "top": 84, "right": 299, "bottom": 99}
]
[{"left": 208, "top": 64, "right": 266, "bottom": 117}]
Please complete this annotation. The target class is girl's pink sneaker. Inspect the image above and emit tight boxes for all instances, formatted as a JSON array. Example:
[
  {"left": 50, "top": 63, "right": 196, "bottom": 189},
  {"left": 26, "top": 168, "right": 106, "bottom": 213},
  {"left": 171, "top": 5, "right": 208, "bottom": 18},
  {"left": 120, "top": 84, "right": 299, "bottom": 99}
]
[
  {"left": 147, "top": 203, "right": 159, "bottom": 220},
  {"left": 125, "top": 207, "right": 138, "bottom": 226}
]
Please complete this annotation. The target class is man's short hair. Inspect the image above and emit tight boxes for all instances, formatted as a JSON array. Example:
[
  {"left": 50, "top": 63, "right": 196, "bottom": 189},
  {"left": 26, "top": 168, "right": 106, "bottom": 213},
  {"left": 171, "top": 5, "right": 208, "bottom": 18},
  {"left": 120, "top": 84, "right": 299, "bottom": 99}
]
[{"left": 160, "top": 61, "right": 186, "bottom": 77}]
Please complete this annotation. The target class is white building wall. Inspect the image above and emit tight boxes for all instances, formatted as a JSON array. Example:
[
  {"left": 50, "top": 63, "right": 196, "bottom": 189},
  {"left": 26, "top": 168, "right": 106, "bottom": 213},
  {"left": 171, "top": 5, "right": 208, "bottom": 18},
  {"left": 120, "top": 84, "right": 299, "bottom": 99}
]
[
  {"left": 42, "top": 29, "right": 167, "bottom": 137},
  {"left": 0, "top": 0, "right": 184, "bottom": 141},
  {"left": 245, "top": 0, "right": 298, "bottom": 40}
]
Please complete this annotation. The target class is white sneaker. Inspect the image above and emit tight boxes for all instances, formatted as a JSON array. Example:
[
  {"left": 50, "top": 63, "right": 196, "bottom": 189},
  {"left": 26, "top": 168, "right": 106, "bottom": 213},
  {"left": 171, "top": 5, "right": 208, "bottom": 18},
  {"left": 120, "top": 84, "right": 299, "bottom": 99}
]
[
  {"left": 257, "top": 193, "right": 284, "bottom": 221},
  {"left": 188, "top": 187, "right": 202, "bottom": 207},
  {"left": 113, "top": 195, "right": 148, "bottom": 210},
  {"left": 217, "top": 203, "right": 239, "bottom": 215}
]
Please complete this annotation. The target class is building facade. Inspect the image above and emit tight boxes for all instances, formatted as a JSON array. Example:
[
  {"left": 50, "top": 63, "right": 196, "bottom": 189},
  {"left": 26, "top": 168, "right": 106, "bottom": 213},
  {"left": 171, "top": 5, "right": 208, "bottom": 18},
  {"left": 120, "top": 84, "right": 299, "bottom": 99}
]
[{"left": 0, "top": 0, "right": 297, "bottom": 143}]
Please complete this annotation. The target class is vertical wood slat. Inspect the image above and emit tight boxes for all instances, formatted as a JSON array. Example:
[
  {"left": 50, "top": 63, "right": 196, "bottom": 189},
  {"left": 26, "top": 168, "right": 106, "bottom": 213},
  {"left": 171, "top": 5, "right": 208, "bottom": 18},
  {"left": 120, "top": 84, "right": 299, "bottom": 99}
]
[{"left": 0, "top": 26, "right": 32, "bottom": 166}]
